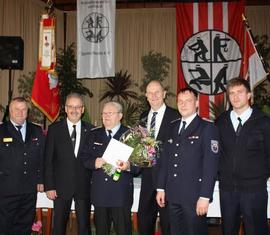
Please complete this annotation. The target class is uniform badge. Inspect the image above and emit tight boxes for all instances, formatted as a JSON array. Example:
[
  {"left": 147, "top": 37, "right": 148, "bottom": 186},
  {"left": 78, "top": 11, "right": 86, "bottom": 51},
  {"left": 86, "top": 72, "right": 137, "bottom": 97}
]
[
  {"left": 211, "top": 140, "right": 219, "bottom": 153},
  {"left": 3, "top": 137, "right": 13, "bottom": 143}
]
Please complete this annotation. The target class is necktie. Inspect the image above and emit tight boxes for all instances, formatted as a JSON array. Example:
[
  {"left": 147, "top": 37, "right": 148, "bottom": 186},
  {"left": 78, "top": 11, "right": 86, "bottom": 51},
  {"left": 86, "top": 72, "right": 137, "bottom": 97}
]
[
  {"left": 16, "top": 125, "right": 23, "bottom": 141},
  {"left": 150, "top": 112, "right": 158, "bottom": 137},
  {"left": 107, "top": 130, "right": 112, "bottom": 139},
  {"left": 179, "top": 121, "right": 186, "bottom": 136},
  {"left": 236, "top": 117, "right": 243, "bottom": 136},
  {"left": 71, "top": 125, "right": 76, "bottom": 150}
]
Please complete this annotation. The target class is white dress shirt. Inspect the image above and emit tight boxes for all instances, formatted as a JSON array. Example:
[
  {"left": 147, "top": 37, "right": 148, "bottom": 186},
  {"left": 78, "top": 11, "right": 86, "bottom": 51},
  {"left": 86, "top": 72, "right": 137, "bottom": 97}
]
[
  {"left": 147, "top": 103, "right": 166, "bottom": 139},
  {"left": 230, "top": 107, "right": 252, "bottom": 131}
]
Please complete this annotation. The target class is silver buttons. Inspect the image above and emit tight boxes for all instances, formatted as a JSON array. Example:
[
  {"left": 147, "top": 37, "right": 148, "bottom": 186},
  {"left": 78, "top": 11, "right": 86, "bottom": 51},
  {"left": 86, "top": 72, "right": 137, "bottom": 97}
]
[
  {"left": 173, "top": 173, "right": 177, "bottom": 177},
  {"left": 174, "top": 164, "right": 178, "bottom": 167},
  {"left": 174, "top": 153, "right": 178, "bottom": 157},
  {"left": 105, "top": 178, "right": 108, "bottom": 181}
]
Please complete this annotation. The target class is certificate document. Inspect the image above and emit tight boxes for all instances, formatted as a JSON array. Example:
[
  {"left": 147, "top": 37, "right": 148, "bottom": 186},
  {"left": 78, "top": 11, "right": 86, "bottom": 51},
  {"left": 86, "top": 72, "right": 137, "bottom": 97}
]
[{"left": 102, "top": 138, "right": 134, "bottom": 167}]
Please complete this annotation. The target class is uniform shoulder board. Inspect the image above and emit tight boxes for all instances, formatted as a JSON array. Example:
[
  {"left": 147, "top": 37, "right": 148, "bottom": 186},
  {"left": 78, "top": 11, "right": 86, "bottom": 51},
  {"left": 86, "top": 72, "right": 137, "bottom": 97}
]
[
  {"left": 170, "top": 118, "right": 181, "bottom": 124},
  {"left": 90, "top": 126, "right": 102, "bottom": 131}
]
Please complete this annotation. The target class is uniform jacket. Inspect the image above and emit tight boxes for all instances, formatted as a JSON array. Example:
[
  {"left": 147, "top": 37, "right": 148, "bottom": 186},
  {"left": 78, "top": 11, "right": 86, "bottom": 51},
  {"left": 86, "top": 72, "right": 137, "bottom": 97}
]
[
  {"left": 216, "top": 108, "right": 270, "bottom": 192},
  {"left": 80, "top": 125, "right": 139, "bottom": 208},
  {"left": 0, "top": 120, "right": 45, "bottom": 196},
  {"left": 139, "top": 106, "right": 180, "bottom": 190},
  {"left": 44, "top": 119, "right": 93, "bottom": 199},
  {"left": 157, "top": 115, "right": 220, "bottom": 206}
]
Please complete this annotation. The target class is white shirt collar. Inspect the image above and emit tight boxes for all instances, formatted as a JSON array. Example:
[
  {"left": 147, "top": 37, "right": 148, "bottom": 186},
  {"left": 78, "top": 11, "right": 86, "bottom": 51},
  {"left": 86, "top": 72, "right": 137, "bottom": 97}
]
[
  {"left": 181, "top": 113, "right": 197, "bottom": 129},
  {"left": 231, "top": 107, "right": 252, "bottom": 125},
  {"left": 106, "top": 123, "right": 121, "bottom": 137}
]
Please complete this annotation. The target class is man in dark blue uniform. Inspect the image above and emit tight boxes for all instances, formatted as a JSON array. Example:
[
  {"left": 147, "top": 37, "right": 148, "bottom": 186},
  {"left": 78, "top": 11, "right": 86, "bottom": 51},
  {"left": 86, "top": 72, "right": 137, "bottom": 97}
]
[
  {"left": 216, "top": 78, "right": 270, "bottom": 235},
  {"left": 138, "top": 80, "right": 180, "bottom": 235},
  {"left": 0, "top": 97, "right": 45, "bottom": 235},
  {"left": 80, "top": 101, "right": 139, "bottom": 235},
  {"left": 44, "top": 93, "right": 93, "bottom": 235},
  {"left": 156, "top": 88, "right": 220, "bottom": 235}
]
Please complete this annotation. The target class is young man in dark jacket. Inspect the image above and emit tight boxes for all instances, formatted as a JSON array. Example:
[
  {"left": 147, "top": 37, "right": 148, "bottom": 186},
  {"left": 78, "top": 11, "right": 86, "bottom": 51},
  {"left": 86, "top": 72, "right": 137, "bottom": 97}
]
[{"left": 216, "top": 77, "right": 270, "bottom": 235}]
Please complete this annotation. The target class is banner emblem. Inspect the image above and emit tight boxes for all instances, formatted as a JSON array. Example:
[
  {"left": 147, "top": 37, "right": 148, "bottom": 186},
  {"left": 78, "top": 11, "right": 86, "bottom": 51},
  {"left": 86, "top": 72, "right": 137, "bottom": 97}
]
[
  {"left": 82, "top": 13, "right": 109, "bottom": 43},
  {"left": 181, "top": 30, "right": 242, "bottom": 95}
]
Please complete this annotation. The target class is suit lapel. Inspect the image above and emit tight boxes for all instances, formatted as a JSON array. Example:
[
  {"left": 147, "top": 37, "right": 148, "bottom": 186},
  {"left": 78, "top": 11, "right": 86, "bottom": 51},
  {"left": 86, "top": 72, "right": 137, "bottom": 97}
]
[
  {"left": 78, "top": 121, "right": 88, "bottom": 155},
  {"left": 156, "top": 106, "right": 169, "bottom": 140}
]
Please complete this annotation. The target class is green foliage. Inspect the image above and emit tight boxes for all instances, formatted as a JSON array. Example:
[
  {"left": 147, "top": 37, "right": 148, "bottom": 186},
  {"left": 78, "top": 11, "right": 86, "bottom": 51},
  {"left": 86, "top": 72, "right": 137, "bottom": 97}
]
[
  {"left": 121, "top": 101, "right": 140, "bottom": 127},
  {"left": 100, "top": 70, "right": 138, "bottom": 102},
  {"left": 253, "top": 35, "right": 270, "bottom": 113},
  {"left": 56, "top": 43, "right": 93, "bottom": 119},
  {"left": 17, "top": 72, "right": 44, "bottom": 124},
  {"left": 139, "top": 50, "right": 171, "bottom": 93}
]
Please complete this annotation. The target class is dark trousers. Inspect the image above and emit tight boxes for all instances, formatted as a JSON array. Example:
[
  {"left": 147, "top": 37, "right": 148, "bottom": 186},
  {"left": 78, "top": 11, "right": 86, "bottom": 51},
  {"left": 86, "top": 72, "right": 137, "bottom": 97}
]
[
  {"left": 94, "top": 206, "right": 132, "bottom": 235},
  {"left": 138, "top": 189, "right": 170, "bottom": 235},
  {"left": 169, "top": 202, "right": 208, "bottom": 235},
  {"left": 0, "top": 193, "right": 36, "bottom": 235},
  {"left": 52, "top": 197, "right": 91, "bottom": 235},
  {"left": 220, "top": 189, "right": 268, "bottom": 235}
]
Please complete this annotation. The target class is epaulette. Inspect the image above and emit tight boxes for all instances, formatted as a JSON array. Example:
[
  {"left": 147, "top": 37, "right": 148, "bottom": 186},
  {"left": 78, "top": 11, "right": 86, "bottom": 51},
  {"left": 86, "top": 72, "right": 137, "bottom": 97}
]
[
  {"left": 90, "top": 126, "right": 102, "bottom": 131},
  {"left": 170, "top": 118, "right": 181, "bottom": 124}
]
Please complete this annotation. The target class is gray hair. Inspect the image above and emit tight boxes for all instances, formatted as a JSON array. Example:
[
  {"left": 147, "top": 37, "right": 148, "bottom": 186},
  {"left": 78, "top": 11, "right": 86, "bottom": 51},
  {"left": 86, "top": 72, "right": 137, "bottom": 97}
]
[
  {"left": 65, "top": 93, "right": 84, "bottom": 105},
  {"left": 104, "top": 101, "right": 123, "bottom": 113}
]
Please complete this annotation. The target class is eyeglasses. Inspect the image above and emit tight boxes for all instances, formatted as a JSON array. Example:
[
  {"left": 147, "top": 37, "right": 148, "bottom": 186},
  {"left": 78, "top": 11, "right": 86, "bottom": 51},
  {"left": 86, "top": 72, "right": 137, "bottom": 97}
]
[
  {"left": 66, "top": 105, "right": 83, "bottom": 110},
  {"left": 101, "top": 112, "right": 120, "bottom": 117}
]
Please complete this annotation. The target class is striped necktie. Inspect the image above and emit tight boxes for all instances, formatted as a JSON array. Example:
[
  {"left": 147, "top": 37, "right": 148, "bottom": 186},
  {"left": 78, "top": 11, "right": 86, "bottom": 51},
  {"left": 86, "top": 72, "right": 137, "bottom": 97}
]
[{"left": 150, "top": 112, "right": 158, "bottom": 137}]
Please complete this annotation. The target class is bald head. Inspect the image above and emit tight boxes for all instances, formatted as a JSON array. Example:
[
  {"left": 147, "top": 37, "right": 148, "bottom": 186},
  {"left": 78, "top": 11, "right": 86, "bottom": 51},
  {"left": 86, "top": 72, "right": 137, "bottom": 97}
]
[{"left": 145, "top": 80, "right": 166, "bottom": 111}]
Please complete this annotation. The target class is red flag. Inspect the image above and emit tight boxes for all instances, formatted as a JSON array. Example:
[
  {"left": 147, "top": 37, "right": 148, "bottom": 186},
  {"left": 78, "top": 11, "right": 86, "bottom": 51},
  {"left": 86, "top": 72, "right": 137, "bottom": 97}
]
[
  {"left": 176, "top": 1, "right": 245, "bottom": 119},
  {"left": 31, "top": 14, "right": 59, "bottom": 122},
  {"left": 242, "top": 28, "right": 268, "bottom": 90}
]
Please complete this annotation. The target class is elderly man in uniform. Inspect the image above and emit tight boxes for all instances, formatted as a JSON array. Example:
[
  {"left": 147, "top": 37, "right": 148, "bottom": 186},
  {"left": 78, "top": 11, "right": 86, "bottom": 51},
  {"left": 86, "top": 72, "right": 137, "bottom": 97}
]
[
  {"left": 156, "top": 88, "right": 220, "bottom": 235},
  {"left": 80, "top": 101, "right": 139, "bottom": 235},
  {"left": 0, "top": 97, "right": 45, "bottom": 235}
]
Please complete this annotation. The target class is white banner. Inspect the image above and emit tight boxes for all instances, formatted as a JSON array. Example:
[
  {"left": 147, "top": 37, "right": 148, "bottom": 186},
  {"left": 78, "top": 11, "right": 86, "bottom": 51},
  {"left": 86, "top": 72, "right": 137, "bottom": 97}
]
[{"left": 77, "top": 0, "right": 115, "bottom": 78}]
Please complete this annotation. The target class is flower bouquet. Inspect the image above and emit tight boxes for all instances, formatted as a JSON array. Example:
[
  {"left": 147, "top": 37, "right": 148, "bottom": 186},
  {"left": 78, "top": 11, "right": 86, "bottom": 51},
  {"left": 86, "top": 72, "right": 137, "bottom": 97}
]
[
  {"left": 120, "top": 125, "right": 161, "bottom": 167},
  {"left": 102, "top": 125, "right": 161, "bottom": 178}
]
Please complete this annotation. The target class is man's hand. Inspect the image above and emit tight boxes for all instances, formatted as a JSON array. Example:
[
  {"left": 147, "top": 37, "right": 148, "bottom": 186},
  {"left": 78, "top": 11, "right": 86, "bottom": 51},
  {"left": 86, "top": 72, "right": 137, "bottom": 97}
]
[
  {"left": 37, "top": 184, "right": 44, "bottom": 192},
  {"left": 156, "top": 191, "right": 166, "bottom": 208},
  {"left": 117, "top": 160, "right": 130, "bottom": 171},
  {"left": 95, "top": 157, "right": 106, "bottom": 169},
  {"left": 196, "top": 198, "right": 209, "bottom": 216},
  {"left": 46, "top": 190, "right": 57, "bottom": 200}
]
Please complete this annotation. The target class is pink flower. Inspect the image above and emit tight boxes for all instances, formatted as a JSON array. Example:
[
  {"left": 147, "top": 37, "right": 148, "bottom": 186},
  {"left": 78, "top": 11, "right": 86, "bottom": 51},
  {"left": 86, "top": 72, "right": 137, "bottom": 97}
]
[{"left": 32, "top": 220, "right": 42, "bottom": 233}]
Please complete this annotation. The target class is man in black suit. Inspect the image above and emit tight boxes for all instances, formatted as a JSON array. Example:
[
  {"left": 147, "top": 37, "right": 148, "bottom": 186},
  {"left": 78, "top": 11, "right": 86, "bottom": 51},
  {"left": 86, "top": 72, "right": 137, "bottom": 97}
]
[
  {"left": 156, "top": 88, "right": 220, "bottom": 235},
  {"left": 0, "top": 97, "right": 45, "bottom": 235},
  {"left": 138, "top": 80, "right": 180, "bottom": 235},
  {"left": 44, "top": 93, "right": 93, "bottom": 235},
  {"left": 80, "top": 101, "right": 139, "bottom": 235},
  {"left": 216, "top": 78, "right": 270, "bottom": 235}
]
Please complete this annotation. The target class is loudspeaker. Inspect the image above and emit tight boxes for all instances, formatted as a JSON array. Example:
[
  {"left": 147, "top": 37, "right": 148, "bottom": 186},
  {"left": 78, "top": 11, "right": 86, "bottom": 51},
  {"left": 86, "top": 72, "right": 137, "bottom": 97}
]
[{"left": 0, "top": 36, "right": 24, "bottom": 70}]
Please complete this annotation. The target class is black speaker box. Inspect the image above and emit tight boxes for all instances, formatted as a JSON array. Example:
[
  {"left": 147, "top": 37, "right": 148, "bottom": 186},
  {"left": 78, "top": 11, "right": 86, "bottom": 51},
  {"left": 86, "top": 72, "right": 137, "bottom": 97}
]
[{"left": 0, "top": 36, "right": 24, "bottom": 70}]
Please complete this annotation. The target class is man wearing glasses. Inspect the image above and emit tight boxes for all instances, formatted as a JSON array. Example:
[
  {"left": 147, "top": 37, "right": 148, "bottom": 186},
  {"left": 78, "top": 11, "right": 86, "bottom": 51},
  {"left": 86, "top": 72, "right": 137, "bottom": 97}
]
[{"left": 44, "top": 93, "right": 93, "bottom": 235}]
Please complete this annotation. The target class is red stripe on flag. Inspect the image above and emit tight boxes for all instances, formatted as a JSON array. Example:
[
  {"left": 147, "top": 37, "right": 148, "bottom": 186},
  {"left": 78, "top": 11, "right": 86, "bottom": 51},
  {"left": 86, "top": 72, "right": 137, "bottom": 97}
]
[
  {"left": 198, "top": 3, "right": 210, "bottom": 119},
  {"left": 176, "top": 3, "right": 194, "bottom": 90}
]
